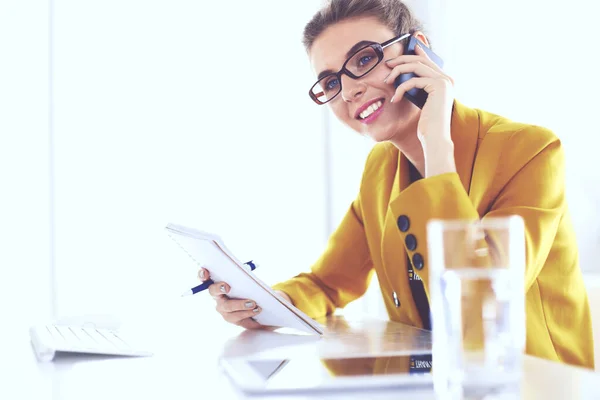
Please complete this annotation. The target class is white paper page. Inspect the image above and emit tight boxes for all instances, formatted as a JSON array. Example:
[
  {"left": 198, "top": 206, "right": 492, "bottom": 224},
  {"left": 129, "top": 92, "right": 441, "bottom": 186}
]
[{"left": 166, "top": 224, "right": 323, "bottom": 335}]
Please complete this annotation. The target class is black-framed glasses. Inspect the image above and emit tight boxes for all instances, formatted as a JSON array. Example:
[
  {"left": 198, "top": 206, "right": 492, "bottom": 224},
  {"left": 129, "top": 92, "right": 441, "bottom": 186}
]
[{"left": 309, "top": 33, "right": 411, "bottom": 105}]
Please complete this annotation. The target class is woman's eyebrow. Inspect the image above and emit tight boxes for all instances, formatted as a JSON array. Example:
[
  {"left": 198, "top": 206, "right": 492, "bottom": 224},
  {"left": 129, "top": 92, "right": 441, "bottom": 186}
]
[
  {"left": 316, "top": 40, "right": 376, "bottom": 80},
  {"left": 345, "top": 40, "right": 374, "bottom": 59}
]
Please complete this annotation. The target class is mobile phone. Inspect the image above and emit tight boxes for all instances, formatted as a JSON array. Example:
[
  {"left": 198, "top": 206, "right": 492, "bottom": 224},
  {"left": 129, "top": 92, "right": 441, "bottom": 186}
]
[{"left": 394, "top": 36, "right": 444, "bottom": 109}]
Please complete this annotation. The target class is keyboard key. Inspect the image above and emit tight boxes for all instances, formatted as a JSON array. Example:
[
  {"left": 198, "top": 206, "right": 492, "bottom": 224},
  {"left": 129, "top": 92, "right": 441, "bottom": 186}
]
[
  {"left": 95, "top": 328, "right": 131, "bottom": 351},
  {"left": 69, "top": 327, "right": 101, "bottom": 349},
  {"left": 81, "top": 327, "right": 111, "bottom": 349}
]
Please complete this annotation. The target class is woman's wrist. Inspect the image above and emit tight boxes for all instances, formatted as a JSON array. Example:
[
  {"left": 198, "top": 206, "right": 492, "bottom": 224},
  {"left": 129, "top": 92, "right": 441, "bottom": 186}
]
[
  {"left": 421, "top": 138, "right": 456, "bottom": 178},
  {"left": 276, "top": 290, "right": 293, "bottom": 305}
]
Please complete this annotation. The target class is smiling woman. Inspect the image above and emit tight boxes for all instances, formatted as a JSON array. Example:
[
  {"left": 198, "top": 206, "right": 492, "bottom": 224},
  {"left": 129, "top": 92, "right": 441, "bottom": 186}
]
[
  {"left": 308, "top": 17, "right": 430, "bottom": 148},
  {"left": 198, "top": 0, "right": 595, "bottom": 370}
]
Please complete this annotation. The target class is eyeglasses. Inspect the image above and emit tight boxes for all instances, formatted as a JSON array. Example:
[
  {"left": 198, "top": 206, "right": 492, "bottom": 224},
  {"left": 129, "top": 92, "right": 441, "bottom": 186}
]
[{"left": 309, "top": 33, "right": 411, "bottom": 105}]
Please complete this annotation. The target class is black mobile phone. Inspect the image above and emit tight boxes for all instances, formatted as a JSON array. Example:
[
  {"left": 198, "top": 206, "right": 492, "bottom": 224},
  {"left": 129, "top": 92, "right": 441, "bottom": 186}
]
[{"left": 394, "top": 36, "right": 444, "bottom": 109}]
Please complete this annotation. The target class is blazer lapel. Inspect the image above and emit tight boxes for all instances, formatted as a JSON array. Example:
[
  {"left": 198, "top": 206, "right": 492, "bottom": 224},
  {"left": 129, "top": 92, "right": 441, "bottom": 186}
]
[
  {"left": 450, "top": 100, "right": 482, "bottom": 195},
  {"left": 382, "top": 150, "right": 410, "bottom": 252}
]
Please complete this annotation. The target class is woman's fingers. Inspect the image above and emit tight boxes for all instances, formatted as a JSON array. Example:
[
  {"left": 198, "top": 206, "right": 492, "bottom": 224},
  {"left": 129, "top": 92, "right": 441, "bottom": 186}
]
[
  {"left": 198, "top": 267, "right": 209, "bottom": 281},
  {"left": 385, "top": 54, "right": 422, "bottom": 65},
  {"left": 414, "top": 44, "right": 452, "bottom": 84},
  {"left": 201, "top": 270, "right": 265, "bottom": 330},
  {"left": 414, "top": 43, "right": 434, "bottom": 62},
  {"left": 391, "top": 73, "right": 453, "bottom": 103},
  {"left": 208, "top": 281, "right": 229, "bottom": 297},
  {"left": 382, "top": 49, "right": 453, "bottom": 106},
  {"left": 391, "top": 77, "right": 433, "bottom": 103},
  {"left": 384, "top": 62, "right": 440, "bottom": 86},
  {"left": 210, "top": 287, "right": 263, "bottom": 327},
  {"left": 237, "top": 317, "right": 264, "bottom": 330},
  {"left": 221, "top": 307, "right": 262, "bottom": 324},
  {"left": 214, "top": 296, "right": 262, "bottom": 325},
  {"left": 385, "top": 45, "right": 444, "bottom": 75},
  {"left": 216, "top": 298, "right": 257, "bottom": 313}
]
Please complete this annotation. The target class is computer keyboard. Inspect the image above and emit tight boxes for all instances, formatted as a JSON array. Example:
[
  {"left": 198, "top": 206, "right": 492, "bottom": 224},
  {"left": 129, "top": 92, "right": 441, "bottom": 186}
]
[{"left": 30, "top": 323, "right": 153, "bottom": 362}]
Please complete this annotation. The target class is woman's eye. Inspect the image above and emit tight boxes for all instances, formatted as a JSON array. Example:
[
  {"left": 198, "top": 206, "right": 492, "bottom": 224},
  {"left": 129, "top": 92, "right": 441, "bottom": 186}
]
[
  {"left": 359, "top": 55, "right": 373, "bottom": 66},
  {"left": 325, "top": 78, "right": 340, "bottom": 91}
]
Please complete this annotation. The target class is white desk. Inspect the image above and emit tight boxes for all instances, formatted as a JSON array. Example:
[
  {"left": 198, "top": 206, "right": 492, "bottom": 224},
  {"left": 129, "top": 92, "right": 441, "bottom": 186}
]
[{"left": 2, "top": 301, "right": 599, "bottom": 400}]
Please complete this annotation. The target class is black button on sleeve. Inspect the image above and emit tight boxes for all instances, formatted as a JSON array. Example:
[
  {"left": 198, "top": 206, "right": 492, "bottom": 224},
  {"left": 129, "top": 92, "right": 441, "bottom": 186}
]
[
  {"left": 405, "top": 234, "right": 417, "bottom": 251},
  {"left": 413, "top": 253, "right": 425, "bottom": 270},
  {"left": 397, "top": 215, "right": 410, "bottom": 232}
]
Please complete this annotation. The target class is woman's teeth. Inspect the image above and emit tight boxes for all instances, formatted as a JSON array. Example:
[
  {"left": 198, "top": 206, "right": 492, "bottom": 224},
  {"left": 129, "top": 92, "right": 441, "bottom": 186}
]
[{"left": 359, "top": 100, "right": 383, "bottom": 119}]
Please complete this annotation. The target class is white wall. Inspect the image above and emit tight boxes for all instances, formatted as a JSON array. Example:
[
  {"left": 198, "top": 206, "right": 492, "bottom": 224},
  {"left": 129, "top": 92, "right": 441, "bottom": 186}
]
[
  {"left": 50, "top": 0, "right": 325, "bottom": 322},
  {"left": 0, "top": 0, "right": 52, "bottom": 329}
]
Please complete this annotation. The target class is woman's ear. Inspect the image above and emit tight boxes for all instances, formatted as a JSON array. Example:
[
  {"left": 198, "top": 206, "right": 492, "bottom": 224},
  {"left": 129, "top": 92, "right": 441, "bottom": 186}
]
[{"left": 412, "top": 31, "right": 431, "bottom": 48}]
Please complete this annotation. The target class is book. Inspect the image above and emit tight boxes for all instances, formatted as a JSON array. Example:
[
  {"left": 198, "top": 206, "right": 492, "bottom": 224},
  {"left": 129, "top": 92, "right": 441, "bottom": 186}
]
[{"left": 165, "top": 223, "right": 324, "bottom": 335}]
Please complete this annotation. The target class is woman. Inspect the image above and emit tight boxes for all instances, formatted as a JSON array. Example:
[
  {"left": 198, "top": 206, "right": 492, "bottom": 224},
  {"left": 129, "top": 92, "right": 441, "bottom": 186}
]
[{"left": 199, "top": 0, "right": 594, "bottom": 369}]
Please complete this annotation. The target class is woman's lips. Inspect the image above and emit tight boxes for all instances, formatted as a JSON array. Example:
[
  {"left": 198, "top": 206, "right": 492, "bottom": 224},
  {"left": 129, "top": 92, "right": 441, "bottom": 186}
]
[{"left": 359, "top": 101, "right": 384, "bottom": 125}]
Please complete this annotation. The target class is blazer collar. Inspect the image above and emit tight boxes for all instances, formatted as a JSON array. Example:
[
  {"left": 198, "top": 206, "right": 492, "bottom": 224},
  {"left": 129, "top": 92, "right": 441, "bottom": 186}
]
[{"left": 389, "top": 99, "right": 481, "bottom": 201}]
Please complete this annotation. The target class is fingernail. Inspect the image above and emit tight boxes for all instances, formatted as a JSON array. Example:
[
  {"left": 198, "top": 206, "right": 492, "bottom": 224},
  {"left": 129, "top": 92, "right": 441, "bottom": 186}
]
[
  {"left": 390, "top": 95, "right": 395, "bottom": 103},
  {"left": 220, "top": 285, "right": 227, "bottom": 293},
  {"left": 253, "top": 307, "right": 261, "bottom": 313},
  {"left": 383, "top": 74, "right": 389, "bottom": 83},
  {"left": 245, "top": 301, "right": 254, "bottom": 308},
  {"left": 385, "top": 58, "right": 394, "bottom": 63},
  {"left": 199, "top": 270, "right": 205, "bottom": 280}
]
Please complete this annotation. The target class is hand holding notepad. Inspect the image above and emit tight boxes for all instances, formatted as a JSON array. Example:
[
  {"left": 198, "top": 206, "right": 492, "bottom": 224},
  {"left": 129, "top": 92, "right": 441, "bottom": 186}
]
[
  {"left": 196, "top": 266, "right": 267, "bottom": 330},
  {"left": 165, "top": 223, "right": 323, "bottom": 335}
]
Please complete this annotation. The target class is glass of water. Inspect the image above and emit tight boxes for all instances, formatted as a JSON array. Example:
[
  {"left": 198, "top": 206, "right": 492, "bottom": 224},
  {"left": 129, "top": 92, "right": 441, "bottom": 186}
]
[{"left": 427, "top": 217, "right": 526, "bottom": 399}]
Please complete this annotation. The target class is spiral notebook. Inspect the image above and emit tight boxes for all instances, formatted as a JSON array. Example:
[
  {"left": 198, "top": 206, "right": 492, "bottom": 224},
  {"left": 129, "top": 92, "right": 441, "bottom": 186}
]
[{"left": 165, "top": 223, "right": 324, "bottom": 336}]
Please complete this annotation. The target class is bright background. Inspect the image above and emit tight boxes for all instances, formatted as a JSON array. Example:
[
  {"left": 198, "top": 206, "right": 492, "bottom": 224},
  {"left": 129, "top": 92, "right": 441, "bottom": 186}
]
[{"left": 1, "top": 0, "right": 599, "bottom": 354}]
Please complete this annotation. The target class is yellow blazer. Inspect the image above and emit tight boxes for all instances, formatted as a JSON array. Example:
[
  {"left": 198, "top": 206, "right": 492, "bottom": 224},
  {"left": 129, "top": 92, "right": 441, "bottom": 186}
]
[{"left": 273, "top": 100, "right": 594, "bottom": 369}]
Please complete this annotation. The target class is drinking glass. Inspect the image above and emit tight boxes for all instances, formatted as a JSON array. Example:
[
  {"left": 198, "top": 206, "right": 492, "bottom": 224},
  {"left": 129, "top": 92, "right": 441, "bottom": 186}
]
[{"left": 427, "top": 217, "right": 526, "bottom": 399}]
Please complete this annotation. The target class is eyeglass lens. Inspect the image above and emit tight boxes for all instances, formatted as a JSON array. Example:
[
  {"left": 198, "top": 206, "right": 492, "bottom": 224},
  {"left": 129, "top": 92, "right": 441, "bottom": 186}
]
[{"left": 311, "top": 46, "right": 381, "bottom": 104}]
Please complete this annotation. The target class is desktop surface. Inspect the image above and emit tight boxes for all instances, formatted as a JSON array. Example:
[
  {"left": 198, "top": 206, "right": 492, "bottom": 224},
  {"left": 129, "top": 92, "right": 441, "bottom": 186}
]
[{"left": 3, "top": 303, "right": 600, "bottom": 400}]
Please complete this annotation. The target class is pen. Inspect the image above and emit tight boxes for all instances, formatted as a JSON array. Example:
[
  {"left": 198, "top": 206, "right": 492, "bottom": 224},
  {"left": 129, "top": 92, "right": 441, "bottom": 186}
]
[{"left": 181, "top": 261, "right": 258, "bottom": 297}]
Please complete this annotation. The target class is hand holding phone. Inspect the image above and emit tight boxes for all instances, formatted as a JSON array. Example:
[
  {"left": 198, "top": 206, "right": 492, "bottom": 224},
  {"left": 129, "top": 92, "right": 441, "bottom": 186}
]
[{"left": 393, "top": 36, "right": 444, "bottom": 109}]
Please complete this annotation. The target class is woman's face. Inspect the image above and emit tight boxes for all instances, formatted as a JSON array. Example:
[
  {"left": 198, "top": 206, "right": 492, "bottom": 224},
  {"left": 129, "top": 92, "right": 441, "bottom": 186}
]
[{"left": 309, "top": 17, "right": 420, "bottom": 142}]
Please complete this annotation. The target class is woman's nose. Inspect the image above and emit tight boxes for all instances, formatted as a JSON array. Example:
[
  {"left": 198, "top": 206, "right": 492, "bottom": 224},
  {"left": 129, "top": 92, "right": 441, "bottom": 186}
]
[{"left": 340, "top": 75, "right": 366, "bottom": 102}]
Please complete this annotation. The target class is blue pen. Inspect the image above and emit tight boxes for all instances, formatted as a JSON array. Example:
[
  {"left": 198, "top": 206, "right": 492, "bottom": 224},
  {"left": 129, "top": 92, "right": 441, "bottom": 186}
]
[{"left": 180, "top": 261, "right": 258, "bottom": 297}]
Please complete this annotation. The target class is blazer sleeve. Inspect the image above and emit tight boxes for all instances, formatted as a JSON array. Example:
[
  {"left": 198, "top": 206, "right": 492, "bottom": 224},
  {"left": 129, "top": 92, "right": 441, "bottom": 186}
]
[
  {"left": 272, "top": 194, "right": 374, "bottom": 319},
  {"left": 389, "top": 127, "right": 566, "bottom": 297}
]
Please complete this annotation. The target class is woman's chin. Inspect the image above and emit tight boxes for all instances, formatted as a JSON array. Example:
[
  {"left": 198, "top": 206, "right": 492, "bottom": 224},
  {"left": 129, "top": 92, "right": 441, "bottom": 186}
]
[{"left": 360, "top": 125, "right": 396, "bottom": 143}]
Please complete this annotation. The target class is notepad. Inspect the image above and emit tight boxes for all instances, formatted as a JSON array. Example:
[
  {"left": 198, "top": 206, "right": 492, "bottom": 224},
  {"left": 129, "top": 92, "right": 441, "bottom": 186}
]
[
  {"left": 29, "top": 322, "right": 153, "bottom": 362},
  {"left": 165, "top": 223, "right": 324, "bottom": 335}
]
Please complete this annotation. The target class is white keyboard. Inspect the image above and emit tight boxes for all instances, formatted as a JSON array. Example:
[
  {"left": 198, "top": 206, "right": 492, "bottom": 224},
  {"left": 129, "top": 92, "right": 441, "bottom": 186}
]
[{"left": 30, "top": 323, "right": 153, "bottom": 362}]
